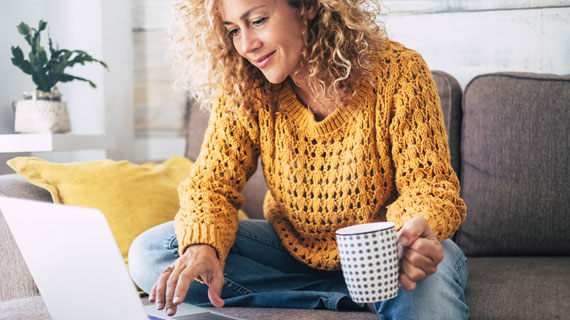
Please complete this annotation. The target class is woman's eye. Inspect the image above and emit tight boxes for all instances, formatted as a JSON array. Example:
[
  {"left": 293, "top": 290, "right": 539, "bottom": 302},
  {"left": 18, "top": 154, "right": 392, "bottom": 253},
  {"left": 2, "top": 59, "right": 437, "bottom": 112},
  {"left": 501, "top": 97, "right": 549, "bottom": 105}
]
[
  {"left": 228, "top": 28, "right": 239, "bottom": 37},
  {"left": 252, "top": 17, "right": 267, "bottom": 26}
]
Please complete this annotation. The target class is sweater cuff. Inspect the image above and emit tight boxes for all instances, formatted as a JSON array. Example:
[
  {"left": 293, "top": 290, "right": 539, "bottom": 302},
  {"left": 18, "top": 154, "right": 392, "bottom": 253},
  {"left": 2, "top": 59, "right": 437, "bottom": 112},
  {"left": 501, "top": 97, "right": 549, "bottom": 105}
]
[
  {"left": 386, "top": 193, "right": 465, "bottom": 241},
  {"left": 174, "top": 216, "right": 237, "bottom": 269}
]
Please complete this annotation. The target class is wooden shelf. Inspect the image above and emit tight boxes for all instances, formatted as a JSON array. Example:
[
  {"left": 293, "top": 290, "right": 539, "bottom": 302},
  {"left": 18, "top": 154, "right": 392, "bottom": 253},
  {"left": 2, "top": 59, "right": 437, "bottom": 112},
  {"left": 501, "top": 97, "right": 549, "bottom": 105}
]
[{"left": 0, "top": 134, "right": 114, "bottom": 153}]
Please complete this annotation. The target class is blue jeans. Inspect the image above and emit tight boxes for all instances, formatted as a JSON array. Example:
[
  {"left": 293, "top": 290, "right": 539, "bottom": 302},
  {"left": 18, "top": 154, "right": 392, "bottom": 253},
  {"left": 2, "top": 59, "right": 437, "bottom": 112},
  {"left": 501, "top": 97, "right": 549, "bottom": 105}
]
[{"left": 129, "top": 220, "right": 469, "bottom": 319}]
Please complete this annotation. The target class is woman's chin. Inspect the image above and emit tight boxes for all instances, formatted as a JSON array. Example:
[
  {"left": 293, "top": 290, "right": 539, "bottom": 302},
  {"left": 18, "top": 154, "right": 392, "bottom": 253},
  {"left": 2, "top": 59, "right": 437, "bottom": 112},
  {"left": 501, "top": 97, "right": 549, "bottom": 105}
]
[{"left": 261, "top": 71, "right": 287, "bottom": 85}]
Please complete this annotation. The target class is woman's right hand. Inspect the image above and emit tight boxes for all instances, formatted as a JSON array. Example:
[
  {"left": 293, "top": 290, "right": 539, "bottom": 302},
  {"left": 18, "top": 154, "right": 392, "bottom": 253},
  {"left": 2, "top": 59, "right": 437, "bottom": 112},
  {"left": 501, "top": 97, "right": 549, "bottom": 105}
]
[{"left": 149, "top": 244, "right": 225, "bottom": 316}]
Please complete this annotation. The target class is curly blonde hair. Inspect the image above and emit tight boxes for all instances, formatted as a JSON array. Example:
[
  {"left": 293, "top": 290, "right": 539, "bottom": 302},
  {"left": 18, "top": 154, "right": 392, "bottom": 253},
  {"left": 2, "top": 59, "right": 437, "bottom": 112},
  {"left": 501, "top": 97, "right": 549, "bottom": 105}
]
[{"left": 170, "top": 0, "right": 386, "bottom": 112}]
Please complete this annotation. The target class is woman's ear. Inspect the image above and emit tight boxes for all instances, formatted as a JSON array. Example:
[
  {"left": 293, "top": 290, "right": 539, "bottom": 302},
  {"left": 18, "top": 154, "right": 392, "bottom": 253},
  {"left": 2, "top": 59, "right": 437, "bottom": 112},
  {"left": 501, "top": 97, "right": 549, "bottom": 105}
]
[{"left": 306, "top": 3, "right": 317, "bottom": 20}]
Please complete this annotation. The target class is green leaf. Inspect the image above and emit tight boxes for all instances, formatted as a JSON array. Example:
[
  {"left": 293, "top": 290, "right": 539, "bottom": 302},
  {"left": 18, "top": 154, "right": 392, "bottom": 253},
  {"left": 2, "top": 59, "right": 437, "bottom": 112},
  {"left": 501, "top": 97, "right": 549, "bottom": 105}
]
[
  {"left": 32, "top": 29, "right": 42, "bottom": 53},
  {"left": 24, "top": 33, "right": 33, "bottom": 47},
  {"left": 68, "top": 50, "right": 109, "bottom": 70},
  {"left": 11, "top": 46, "right": 33, "bottom": 75},
  {"left": 17, "top": 22, "right": 31, "bottom": 36},
  {"left": 11, "top": 46, "right": 24, "bottom": 61},
  {"left": 29, "top": 51, "right": 42, "bottom": 71},
  {"left": 55, "top": 73, "right": 97, "bottom": 88},
  {"left": 38, "top": 20, "right": 47, "bottom": 32},
  {"left": 48, "top": 35, "right": 58, "bottom": 56},
  {"left": 38, "top": 48, "right": 48, "bottom": 66},
  {"left": 49, "top": 56, "right": 68, "bottom": 75},
  {"left": 32, "top": 72, "right": 51, "bottom": 92},
  {"left": 14, "top": 19, "right": 107, "bottom": 90}
]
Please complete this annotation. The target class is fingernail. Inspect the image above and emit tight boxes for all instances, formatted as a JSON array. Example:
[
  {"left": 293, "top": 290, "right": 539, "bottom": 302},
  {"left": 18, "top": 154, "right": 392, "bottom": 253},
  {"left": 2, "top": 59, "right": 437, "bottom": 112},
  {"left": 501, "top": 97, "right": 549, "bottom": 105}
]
[
  {"left": 400, "top": 236, "right": 408, "bottom": 245},
  {"left": 167, "top": 308, "right": 174, "bottom": 315},
  {"left": 173, "top": 296, "right": 180, "bottom": 304},
  {"left": 156, "top": 303, "right": 163, "bottom": 310}
]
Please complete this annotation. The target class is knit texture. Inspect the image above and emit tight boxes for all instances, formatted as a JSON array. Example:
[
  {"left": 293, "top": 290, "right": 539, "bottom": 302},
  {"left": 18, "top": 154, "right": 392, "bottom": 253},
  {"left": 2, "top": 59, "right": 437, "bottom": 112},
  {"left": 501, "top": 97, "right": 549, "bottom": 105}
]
[{"left": 175, "top": 41, "right": 466, "bottom": 270}]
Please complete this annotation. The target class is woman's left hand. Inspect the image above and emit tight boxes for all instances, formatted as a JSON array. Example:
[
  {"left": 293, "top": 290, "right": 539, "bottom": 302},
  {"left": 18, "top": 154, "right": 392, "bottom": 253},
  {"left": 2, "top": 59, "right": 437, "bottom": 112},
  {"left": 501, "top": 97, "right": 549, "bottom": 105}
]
[{"left": 397, "top": 216, "right": 444, "bottom": 291}]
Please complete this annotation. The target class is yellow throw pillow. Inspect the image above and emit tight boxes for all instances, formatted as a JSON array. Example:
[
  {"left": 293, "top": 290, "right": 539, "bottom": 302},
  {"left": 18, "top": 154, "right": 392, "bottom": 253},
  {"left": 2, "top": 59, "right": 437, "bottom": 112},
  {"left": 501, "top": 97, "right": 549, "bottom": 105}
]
[{"left": 7, "top": 155, "right": 248, "bottom": 266}]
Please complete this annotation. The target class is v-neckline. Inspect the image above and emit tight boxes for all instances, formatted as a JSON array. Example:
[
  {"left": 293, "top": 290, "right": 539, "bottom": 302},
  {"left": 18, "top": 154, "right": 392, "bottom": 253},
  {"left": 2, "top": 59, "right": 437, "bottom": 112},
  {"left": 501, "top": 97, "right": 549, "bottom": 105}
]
[{"left": 277, "top": 72, "right": 373, "bottom": 135}]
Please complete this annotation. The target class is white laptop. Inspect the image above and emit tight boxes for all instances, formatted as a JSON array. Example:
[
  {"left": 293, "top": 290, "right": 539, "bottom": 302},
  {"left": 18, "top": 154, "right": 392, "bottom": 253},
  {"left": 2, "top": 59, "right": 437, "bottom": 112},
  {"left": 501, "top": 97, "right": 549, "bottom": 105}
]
[{"left": 0, "top": 197, "right": 243, "bottom": 320}]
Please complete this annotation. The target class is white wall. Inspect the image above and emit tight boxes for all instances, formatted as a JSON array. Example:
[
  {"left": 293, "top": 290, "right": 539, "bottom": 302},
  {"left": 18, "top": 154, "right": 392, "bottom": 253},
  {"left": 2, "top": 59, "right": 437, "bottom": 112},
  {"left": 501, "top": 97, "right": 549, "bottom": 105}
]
[
  {"left": 131, "top": 0, "right": 186, "bottom": 163},
  {"left": 380, "top": 1, "right": 570, "bottom": 88},
  {"left": 0, "top": 0, "right": 133, "bottom": 174},
  {"left": 1, "top": 0, "right": 568, "bottom": 173}
]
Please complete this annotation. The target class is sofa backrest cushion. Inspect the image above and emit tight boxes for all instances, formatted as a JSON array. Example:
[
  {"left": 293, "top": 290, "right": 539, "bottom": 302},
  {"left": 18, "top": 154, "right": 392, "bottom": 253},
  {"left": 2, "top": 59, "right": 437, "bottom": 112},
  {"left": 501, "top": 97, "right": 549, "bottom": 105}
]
[
  {"left": 432, "top": 71, "right": 463, "bottom": 180},
  {"left": 185, "top": 71, "right": 463, "bottom": 220},
  {"left": 185, "top": 100, "right": 268, "bottom": 219},
  {"left": 455, "top": 72, "right": 570, "bottom": 256},
  {"left": 0, "top": 174, "right": 52, "bottom": 202},
  {"left": 0, "top": 174, "right": 44, "bottom": 300}
]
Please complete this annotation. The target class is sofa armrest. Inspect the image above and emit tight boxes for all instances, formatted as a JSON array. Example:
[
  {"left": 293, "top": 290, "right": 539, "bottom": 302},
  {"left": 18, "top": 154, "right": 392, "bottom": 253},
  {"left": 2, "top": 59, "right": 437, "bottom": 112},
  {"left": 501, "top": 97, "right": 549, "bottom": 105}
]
[{"left": 0, "top": 174, "right": 51, "bottom": 301}]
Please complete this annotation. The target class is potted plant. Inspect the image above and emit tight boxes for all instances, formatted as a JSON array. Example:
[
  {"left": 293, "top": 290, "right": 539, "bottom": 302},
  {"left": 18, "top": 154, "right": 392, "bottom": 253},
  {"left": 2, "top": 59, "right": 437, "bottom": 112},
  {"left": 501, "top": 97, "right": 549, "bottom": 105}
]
[{"left": 10, "top": 20, "right": 108, "bottom": 133}]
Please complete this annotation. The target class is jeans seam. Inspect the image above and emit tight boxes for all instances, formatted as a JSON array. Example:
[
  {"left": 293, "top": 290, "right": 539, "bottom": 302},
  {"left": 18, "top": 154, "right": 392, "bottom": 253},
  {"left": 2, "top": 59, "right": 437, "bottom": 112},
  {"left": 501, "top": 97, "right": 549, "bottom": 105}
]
[
  {"left": 453, "top": 255, "right": 467, "bottom": 271},
  {"left": 166, "top": 235, "right": 178, "bottom": 250},
  {"left": 223, "top": 276, "right": 254, "bottom": 295},
  {"left": 235, "top": 229, "right": 285, "bottom": 252}
]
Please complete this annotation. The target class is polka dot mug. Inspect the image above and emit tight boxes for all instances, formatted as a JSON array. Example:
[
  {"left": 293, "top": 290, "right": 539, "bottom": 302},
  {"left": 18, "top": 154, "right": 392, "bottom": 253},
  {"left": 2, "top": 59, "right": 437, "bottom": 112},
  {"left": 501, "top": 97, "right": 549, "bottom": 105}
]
[{"left": 336, "top": 222, "right": 399, "bottom": 303}]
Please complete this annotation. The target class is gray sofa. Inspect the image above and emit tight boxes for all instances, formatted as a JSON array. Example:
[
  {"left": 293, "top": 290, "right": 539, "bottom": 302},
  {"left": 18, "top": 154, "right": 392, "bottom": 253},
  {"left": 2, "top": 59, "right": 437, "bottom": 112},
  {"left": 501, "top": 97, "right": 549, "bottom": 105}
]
[{"left": 1, "top": 71, "right": 569, "bottom": 320}]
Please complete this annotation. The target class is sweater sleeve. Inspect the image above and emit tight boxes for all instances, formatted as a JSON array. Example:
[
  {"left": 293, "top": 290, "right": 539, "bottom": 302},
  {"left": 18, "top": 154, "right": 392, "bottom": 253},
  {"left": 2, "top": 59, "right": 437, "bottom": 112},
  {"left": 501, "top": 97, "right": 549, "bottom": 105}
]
[
  {"left": 174, "top": 96, "right": 260, "bottom": 266},
  {"left": 385, "top": 52, "right": 466, "bottom": 240}
]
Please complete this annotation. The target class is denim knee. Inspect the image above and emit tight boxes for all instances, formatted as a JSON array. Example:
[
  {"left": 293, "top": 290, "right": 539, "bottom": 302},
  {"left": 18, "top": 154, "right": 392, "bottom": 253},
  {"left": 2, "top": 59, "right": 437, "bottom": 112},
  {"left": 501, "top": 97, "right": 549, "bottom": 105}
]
[
  {"left": 128, "top": 221, "right": 178, "bottom": 294},
  {"left": 374, "top": 239, "right": 469, "bottom": 320}
]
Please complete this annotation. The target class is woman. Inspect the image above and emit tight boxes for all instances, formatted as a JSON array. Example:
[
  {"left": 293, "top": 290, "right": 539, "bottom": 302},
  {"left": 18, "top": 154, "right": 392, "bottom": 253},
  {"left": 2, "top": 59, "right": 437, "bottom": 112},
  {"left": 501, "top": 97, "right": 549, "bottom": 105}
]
[{"left": 128, "top": 0, "right": 469, "bottom": 318}]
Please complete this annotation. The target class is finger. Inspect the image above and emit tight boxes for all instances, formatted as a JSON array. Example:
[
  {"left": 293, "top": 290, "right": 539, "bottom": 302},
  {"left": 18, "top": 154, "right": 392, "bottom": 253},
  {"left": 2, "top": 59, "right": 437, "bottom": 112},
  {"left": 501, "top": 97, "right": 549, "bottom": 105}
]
[
  {"left": 409, "top": 238, "right": 444, "bottom": 265},
  {"left": 155, "top": 266, "right": 174, "bottom": 310},
  {"left": 207, "top": 270, "right": 225, "bottom": 308},
  {"left": 172, "top": 266, "right": 198, "bottom": 306},
  {"left": 398, "top": 216, "right": 430, "bottom": 247},
  {"left": 404, "top": 246, "right": 438, "bottom": 275},
  {"left": 399, "top": 272, "right": 416, "bottom": 291},
  {"left": 397, "top": 242, "right": 404, "bottom": 260},
  {"left": 149, "top": 282, "right": 157, "bottom": 302},
  {"left": 401, "top": 255, "right": 428, "bottom": 283},
  {"left": 165, "top": 266, "right": 185, "bottom": 316}
]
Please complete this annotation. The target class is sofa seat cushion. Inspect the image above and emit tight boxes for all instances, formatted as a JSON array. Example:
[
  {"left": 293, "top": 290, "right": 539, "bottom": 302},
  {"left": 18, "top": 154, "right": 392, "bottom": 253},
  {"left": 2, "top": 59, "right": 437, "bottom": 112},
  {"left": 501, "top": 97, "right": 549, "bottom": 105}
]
[
  {"left": 0, "top": 211, "right": 38, "bottom": 301},
  {"left": 0, "top": 296, "right": 51, "bottom": 320},
  {"left": 466, "top": 256, "right": 570, "bottom": 320},
  {"left": 203, "top": 307, "right": 377, "bottom": 320},
  {"left": 0, "top": 295, "right": 378, "bottom": 320}
]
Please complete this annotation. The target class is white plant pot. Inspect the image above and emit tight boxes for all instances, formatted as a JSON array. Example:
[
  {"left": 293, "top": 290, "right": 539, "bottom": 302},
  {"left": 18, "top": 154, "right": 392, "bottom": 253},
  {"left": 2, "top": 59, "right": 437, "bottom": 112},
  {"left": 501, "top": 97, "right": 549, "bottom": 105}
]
[{"left": 13, "top": 99, "right": 71, "bottom": 134}]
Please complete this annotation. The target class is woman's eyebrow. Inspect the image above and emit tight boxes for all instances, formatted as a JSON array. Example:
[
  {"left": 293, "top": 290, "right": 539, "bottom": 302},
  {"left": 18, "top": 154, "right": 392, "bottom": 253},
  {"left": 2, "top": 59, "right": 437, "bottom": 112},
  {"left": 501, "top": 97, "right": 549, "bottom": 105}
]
[{"left": 223, "top": 5, "right": 268, "bottom": 25}]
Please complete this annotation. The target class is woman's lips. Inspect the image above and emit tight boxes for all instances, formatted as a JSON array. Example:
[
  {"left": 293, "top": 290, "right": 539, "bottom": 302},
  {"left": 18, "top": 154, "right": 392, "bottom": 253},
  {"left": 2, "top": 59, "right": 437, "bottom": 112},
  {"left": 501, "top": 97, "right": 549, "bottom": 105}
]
[{"left": 254, "top": 51, "right": 275, "bottom": 69}]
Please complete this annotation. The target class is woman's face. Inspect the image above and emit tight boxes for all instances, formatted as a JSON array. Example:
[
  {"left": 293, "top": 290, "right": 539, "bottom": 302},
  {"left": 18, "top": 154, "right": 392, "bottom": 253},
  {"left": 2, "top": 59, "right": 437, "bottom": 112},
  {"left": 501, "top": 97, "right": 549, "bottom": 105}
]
[{"left": 220, "top": 0, "right": 315, "bottom": 84}]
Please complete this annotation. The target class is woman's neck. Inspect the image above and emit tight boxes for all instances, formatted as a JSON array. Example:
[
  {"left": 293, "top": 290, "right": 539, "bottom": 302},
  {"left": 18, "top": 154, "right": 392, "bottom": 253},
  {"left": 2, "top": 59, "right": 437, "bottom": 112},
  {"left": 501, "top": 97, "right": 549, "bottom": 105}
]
[{"left": 289, "top": 76, "right": 340, "bottom": 121}]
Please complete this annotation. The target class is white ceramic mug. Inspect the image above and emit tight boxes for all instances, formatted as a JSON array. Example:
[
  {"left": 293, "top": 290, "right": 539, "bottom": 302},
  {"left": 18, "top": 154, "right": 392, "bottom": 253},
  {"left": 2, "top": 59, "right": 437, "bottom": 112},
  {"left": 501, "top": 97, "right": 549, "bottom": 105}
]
[{"left": 336, "top": 222, "right": 399, "bottom": 303}]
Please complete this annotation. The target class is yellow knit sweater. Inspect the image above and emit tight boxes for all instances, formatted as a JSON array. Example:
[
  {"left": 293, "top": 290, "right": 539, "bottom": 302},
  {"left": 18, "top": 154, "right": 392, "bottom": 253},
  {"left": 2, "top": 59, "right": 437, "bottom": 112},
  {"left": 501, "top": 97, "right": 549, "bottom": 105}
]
[{"left": 174, "top": 41, "right": 466, "bottom": 271}]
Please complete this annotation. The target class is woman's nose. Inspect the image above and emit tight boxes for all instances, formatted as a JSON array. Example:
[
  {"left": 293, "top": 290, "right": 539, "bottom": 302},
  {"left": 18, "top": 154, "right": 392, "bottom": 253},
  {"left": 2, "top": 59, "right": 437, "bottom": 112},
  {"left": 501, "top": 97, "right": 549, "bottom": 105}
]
[{"left": 239, "top": 29, "right": 261, "bottom": 54}]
